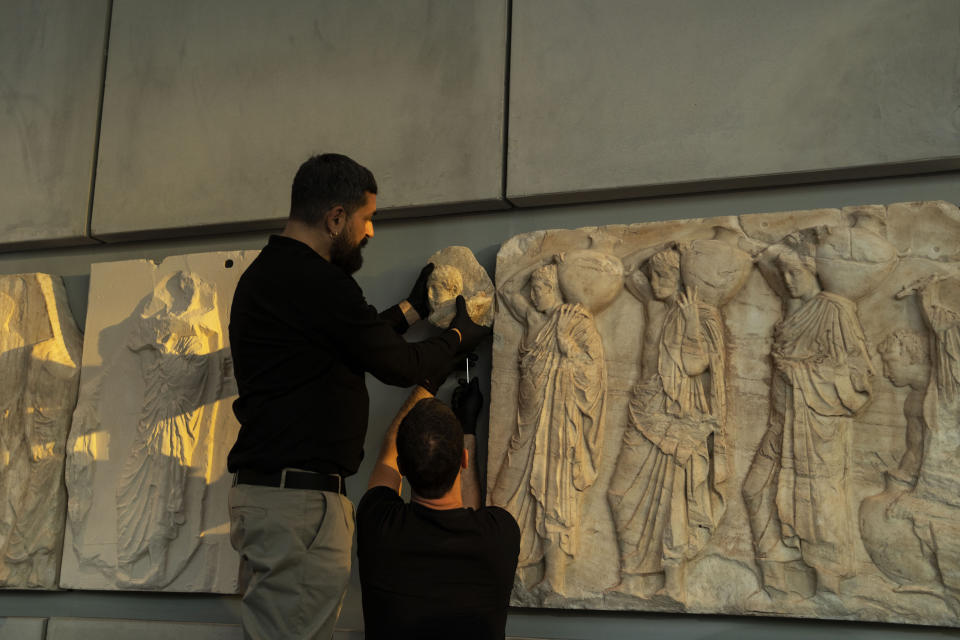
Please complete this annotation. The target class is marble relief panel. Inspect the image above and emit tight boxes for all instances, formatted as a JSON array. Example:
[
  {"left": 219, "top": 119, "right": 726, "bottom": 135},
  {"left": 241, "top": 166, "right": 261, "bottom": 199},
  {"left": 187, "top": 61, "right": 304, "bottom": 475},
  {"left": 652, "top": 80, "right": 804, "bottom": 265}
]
[
  {"left": 0, "top": 274, "right": 82, "bottom": 589},
  {"left": 487, "top": 201, "right": 960, "bottom": 627},
  {"left": 60, "top": 251, "right": 257, "bottom": 592}
]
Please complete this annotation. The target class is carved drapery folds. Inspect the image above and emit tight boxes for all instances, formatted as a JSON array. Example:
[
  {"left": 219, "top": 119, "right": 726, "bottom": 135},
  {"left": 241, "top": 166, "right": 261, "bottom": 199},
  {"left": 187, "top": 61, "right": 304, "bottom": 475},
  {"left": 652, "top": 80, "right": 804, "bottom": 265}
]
[
  {"left": 488, "top": 202, "right": 960, "bottom": 626},
  {"left": 0, "top": 274, "right": 81, "bottom": 589},
  {"left": 61, "top": 252, "right": 256, "bottom": 592}
]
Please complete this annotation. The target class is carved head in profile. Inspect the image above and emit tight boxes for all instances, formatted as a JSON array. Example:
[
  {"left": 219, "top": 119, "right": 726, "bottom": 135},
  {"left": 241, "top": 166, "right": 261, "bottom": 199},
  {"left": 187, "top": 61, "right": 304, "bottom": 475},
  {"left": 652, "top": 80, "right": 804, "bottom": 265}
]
[
  {"left": 530, "top": 264, "right": 561, "bottom": 312},
  {"left": 427, "top": 265, "right": 464, "bottom": 321},
  {"left": 647, "top": 249, "right": 681, "bottom": 301},
  {"left": 776, "top": 249, "right": 819, "bottom": 300},
  {"left": 878, "top": 330, "right": 930, "bottom": 390}
]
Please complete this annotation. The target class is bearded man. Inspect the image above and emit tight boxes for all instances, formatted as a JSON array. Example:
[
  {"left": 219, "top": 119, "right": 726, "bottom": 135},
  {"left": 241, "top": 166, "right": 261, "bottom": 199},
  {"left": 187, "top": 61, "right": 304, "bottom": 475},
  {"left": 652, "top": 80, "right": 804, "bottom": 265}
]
[{"left": 226, "top": 153, "right": 488, "bottom": 639}]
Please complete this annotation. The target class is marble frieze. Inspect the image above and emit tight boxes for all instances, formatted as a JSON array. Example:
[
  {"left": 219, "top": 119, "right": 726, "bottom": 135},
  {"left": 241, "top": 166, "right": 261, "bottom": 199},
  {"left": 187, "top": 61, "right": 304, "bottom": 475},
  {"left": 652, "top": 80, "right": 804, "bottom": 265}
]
[
  {"left": 0, "top": 274, "right": 82, "bottom": 589},
  {"left": 61, "top": 251, "right": 257, "bottom": 592},
  {"left": 487, "top": 201, "right": 960, "bottom": 627}
]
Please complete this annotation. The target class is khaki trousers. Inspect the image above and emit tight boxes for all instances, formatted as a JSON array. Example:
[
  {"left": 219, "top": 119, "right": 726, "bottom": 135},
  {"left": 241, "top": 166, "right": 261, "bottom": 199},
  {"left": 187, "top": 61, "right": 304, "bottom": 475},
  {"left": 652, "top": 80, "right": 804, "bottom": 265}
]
[{"left": 229, "top": 483, "right": 355, "bottom": 640}]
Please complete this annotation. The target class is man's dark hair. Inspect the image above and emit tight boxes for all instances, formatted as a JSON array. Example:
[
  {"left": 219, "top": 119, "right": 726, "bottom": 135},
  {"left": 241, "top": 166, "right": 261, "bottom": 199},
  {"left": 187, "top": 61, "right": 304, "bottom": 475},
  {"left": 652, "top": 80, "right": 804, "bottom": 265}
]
[
  {"left": 290, "top": 153, "right": 377, "bottom": 225},
  {"left": 396, "top": 398, "right": 464, "bottom": 499}
]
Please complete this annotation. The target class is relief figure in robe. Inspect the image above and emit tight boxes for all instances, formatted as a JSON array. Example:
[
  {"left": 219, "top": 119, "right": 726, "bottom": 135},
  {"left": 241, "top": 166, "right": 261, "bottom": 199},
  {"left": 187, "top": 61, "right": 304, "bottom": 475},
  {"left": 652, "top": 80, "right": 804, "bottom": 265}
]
[
  {"left": 607, "top": 246, "right": 729, "bottom": 600},
  {"left": 743, "top": 245, "right": 873, "bottom": 598},
  {"left": 491, "top": 257, "right": 606, "bottom": 596},
  {"left": 0, "top": 276, "right": 81, "bottom": 588},
  {"left": 115, "top": 271, "right": 225, "bottom": 588},
  {"left": 860, "top": 275, "right": 960, "bottom": 615}
]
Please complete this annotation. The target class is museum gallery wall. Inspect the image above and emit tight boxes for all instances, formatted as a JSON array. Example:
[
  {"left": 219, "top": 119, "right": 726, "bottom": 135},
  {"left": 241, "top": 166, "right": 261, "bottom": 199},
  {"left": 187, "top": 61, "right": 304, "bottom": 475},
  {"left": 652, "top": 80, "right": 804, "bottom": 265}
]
[
  {"left": 0, "top": 204, "right": 958, "bottom": 629},
  {"left": 487, "top": 201, "right": 960, "bottom": 627}
]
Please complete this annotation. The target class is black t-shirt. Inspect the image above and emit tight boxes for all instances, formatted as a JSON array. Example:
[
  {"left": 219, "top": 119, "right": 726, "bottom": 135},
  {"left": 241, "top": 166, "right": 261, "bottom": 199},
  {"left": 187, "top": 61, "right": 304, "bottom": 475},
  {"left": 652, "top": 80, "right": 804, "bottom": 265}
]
[
  {"left": 226, "top": 235, "right": 460, "bottom": 476},
  {"left": 357, "top": 486, "right": 520, "bottom": 640}
]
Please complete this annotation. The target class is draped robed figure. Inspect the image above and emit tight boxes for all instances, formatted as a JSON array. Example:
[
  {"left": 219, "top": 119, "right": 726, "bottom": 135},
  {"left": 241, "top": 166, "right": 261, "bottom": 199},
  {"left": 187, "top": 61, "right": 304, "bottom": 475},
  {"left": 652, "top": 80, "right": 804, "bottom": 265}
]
[{"left": 493, "top": 259, "right": 606, "bottom": 596}]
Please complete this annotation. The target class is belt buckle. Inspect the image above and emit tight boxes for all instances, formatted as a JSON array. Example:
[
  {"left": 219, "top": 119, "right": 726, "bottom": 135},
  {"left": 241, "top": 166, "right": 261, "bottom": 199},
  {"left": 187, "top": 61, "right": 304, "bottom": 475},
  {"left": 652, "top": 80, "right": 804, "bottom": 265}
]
[{"left": 334, "top": 474, "right": 342, "bottom": 494}]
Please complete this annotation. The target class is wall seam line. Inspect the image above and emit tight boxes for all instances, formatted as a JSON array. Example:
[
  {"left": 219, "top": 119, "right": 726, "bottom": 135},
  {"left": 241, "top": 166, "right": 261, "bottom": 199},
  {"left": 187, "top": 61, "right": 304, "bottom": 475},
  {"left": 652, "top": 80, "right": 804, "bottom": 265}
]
[
  {"left": 85, "top": 0, "right": 114, "bottom": 245},
  {"left": 501, "top": 0, "right": 514, "bottom": 209}
]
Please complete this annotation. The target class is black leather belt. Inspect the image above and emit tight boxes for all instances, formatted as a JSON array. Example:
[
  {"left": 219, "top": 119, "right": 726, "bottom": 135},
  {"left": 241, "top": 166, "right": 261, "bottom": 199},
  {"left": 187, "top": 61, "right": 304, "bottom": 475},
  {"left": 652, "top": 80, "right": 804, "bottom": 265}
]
[{"left": 234, "top": 469, "right": 346, "bottom": 494}]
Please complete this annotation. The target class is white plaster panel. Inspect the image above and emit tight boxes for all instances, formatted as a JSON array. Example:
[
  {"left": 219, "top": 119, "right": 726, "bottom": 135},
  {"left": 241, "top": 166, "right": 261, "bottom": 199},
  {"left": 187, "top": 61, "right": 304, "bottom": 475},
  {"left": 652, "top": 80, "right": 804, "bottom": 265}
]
[
  {"left": 91, "top": 0, "right": 508, "bottom": 239},
  {"left": 0, "top": 617, "right": 45, "bottom": 640},
  {"left": 60, "top": 251, "right": 257, "bottom": 592},
  {"left": 0, "top": 274, "right": 82, "bottom": 589},
  {"left": 488, "top": 201, "right": 960, "bottom": 626},
  {"left": 0, "top": 0, "right": 109, "bottom": 249},
  {"left": 46, "top": 618, "right": 241, "bottom": 640},
  {"left": 507, "top": 0, "right": 960, "bottom": 205}
]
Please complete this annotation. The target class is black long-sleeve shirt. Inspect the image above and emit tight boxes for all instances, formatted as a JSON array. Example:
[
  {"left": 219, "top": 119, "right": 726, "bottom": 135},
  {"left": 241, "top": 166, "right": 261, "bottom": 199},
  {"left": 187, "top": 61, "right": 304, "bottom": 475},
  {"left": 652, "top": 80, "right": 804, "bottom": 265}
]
[{"left": 227, "top": 235, "right": 460, "bottom": 476}]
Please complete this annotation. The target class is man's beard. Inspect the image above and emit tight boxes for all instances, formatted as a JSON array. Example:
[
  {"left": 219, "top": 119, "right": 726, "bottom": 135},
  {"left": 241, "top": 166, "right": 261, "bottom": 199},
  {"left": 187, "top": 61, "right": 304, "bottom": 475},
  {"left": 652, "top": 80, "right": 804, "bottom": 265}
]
[{"left": 330, "top": 234, "right": 367, "bottom": 274}]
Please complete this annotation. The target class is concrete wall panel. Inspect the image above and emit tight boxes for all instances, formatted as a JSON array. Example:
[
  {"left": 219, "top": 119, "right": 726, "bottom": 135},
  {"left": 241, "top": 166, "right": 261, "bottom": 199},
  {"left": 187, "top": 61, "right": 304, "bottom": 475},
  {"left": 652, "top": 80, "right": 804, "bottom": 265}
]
[
  {"left": 0, "top": 617, "right": 44, "bottom": 640},
  {"left": 507, "top": 0, "right": 960, "bottom": 205},
  {"left": 0, "top": 0, "right": 109, "bottom": 249},
  {"left": 92, "top": 0, "right": 508, "bottom": 240}
]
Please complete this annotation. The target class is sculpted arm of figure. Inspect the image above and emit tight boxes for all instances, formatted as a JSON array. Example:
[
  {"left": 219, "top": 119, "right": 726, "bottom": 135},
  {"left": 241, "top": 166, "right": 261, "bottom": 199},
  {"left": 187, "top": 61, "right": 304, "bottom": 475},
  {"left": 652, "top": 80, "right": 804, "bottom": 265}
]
[
  {"left": 623, "top": 260, "right": 655, "bottom": 303},
  {"left": 677, "top": 287, "right": 711, "bottom": 375},
  {"left": 918, "top": 276, "right": 960, "bottom": 333},
  {"left": 621, "top": 242, "right": 676, "bottom": 274},
  {"left": 497, "top": 261, "right": 543, "bottom": 323},
  {"left": 367, "top": 386, "right": 434, "bottom": 494}
]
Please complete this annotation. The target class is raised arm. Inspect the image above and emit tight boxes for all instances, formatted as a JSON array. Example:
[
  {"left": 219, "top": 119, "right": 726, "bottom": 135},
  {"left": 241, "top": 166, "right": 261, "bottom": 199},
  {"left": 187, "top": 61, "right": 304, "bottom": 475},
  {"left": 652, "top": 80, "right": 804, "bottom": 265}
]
[
  {"left": 367, "top": 386, "right": 433, "bottom": 493},
  {"left": 497, "top": 260, "right": 544, "bottom": 323},
  {"left": 621, "top": 241, "right": 676, "bottom": 274}
]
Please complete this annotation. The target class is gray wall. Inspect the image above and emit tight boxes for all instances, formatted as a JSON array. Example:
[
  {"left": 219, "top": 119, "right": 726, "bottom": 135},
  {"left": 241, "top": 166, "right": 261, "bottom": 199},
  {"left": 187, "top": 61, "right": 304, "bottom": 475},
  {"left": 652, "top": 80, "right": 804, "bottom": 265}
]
[
  {"left": 507, "top": 0, "right": 960, "bottom": 206},
  {"left": 0, "top": 0, "right": 109, "bottom": 248},
  {"left": 1, "top": 0, "right": 960, "bottom": 638}
]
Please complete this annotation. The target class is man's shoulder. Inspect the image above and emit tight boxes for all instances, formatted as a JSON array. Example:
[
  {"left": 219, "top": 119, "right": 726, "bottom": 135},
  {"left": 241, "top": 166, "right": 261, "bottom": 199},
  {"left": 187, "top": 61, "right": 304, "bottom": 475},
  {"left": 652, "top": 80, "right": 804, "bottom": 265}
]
[
  {"left": 357, "top": 486, "right": 403, "bottom": 520},
  {"left": 475, "top": 505, "right": 520, "bottom": 534},
  {"left": 239, "top": 237, "right": 360, "bottom": 296}
]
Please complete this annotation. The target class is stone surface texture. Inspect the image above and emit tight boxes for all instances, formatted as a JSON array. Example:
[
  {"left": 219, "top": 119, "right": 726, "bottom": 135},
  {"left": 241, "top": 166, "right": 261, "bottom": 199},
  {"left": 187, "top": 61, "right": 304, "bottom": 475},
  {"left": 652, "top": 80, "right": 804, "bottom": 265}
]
[
  {"left": 0, "top": 274, "right": 82, "bottom": 589},
  {"left": 46, "top": 618, "right": 240, "bottom": 640},
  {"left": 0, "top": 0, "right": 109, "bottom": 248},
  {"left": 92, "top": 0, "right": 508, "bottom": 239},
  {"left": 61, "top": 251, "right": 257, "bottom": 592},
  {"left": 426, "top": 246, "right": 495, "bottom": 328},
  {"left": 487, "top": 201, "right": 960, "bottom": 626},
  {"left": 508, "top": 0, "right": 960, "bottom": 205}
]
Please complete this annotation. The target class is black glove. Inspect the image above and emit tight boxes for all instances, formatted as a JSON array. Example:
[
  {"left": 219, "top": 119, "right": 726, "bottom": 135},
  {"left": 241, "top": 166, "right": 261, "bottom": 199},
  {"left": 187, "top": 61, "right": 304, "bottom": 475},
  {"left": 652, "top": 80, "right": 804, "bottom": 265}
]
[
  {"left": 449, "top": 295, "right": 491, "bottom": 354},
  {"left": 419, "top": 352, "right": 458, "bottom": 395},
  {"left": 406, "top": 263, "right": 434, "bottom": 319},
  {"left": 451, "top": 377, "right": 483, "bottom": 435}
]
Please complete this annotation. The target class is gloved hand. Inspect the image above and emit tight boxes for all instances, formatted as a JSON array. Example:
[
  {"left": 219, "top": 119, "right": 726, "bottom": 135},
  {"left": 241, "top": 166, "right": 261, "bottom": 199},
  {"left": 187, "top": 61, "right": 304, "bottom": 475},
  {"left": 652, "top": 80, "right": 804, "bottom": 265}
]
[
  {"left": 451, "top": 377, "right": 483, "bottom": 435},
  {"left": 449, "top": 296, "right": 491, "bottom": 354},
  {"left": 405, "top": 263, "right": 434, "bottom": 319}
]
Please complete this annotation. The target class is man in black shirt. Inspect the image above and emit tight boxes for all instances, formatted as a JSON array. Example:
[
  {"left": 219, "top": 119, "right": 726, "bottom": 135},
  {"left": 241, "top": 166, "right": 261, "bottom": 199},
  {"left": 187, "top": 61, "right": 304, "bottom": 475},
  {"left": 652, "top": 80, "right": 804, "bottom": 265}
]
[
  {"left": 357, "top": 379, "right": 520, "bottom": 639},
  {"left": 227, "top": 154, "right": 488, "bottom": 640}
]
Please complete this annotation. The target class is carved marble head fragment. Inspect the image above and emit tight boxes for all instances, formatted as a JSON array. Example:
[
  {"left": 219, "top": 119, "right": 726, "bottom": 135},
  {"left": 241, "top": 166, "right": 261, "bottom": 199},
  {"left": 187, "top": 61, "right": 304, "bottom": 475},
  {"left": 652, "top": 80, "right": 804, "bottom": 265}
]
[
  {"left": 425, "top": 246, "right": 495, "bottom": 327},
  {"left": 427, "top": 265, "right": 464, "bottom": 315}
]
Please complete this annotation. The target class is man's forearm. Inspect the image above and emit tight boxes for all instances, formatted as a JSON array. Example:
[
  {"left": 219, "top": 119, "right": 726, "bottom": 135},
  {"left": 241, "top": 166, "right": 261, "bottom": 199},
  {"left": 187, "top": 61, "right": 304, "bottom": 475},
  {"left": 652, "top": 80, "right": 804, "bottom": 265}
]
[
  {"left": 461, "top": 434, "right": 481, "bottom": 510},
  {"left": 367, "top": 386, "right": 433, "bottom": 492}
]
